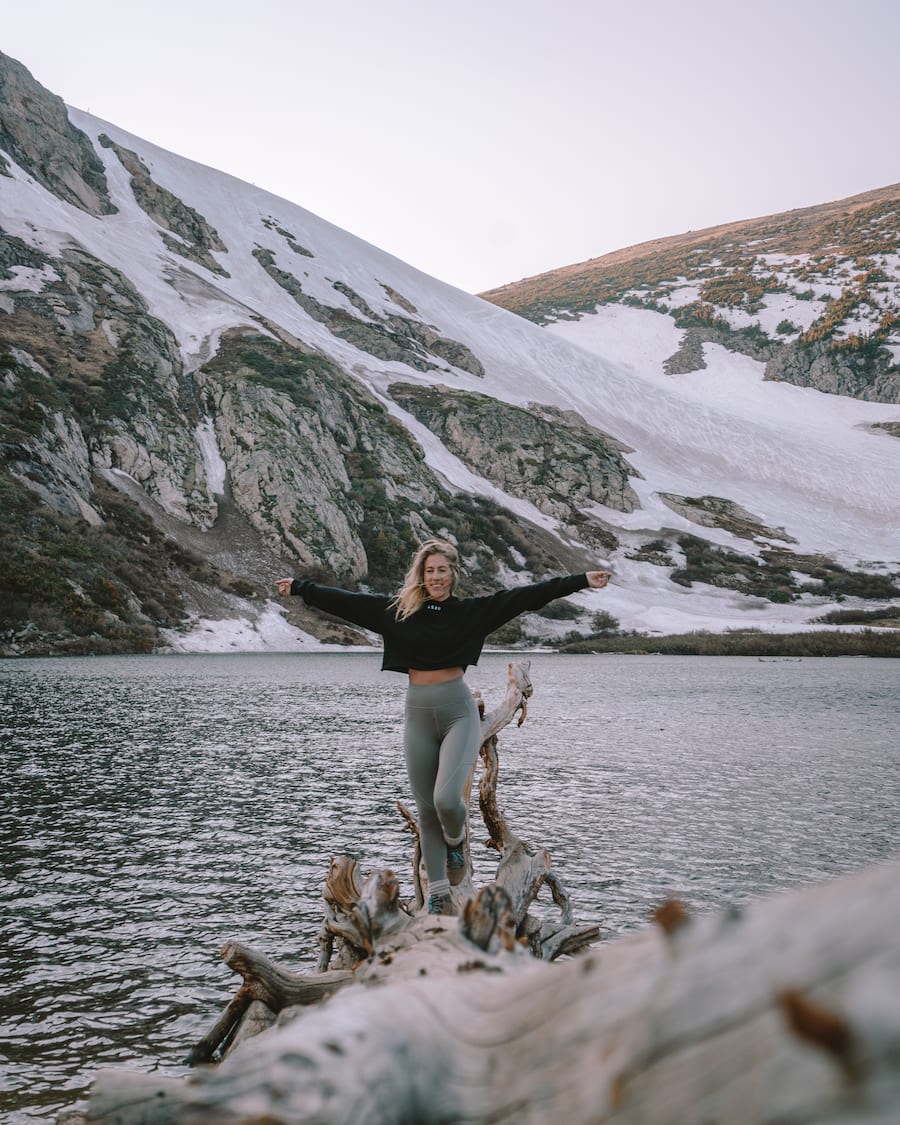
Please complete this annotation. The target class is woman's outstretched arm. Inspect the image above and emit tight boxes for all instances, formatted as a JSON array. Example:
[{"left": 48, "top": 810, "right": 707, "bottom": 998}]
[
  {"left": 471, "top": 570, "right": 612, "bottom": 636},
  {"left": 276, "top": 577, "right": 389, "bottom": 634}
]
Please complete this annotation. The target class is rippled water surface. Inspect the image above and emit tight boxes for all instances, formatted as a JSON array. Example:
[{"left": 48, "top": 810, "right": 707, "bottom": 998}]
[{"left": 2, "top": 652, "right": 899, "bottom": 1120}]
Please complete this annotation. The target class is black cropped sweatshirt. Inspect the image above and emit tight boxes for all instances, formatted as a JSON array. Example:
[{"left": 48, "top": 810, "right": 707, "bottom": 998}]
[{"left": 290, "top": 573, "right": 590, "bottom": 673}]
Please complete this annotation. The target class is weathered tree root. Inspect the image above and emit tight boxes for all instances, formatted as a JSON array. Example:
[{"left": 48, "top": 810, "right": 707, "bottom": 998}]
[
  {"left": 185, "top": 661, "right": 583, "bottom": 1067},
  {"left": 187, "top": 943, "right": 355, "bottom": 1064},
  {"left": 316, "top": 857, "right": 414, "bottom": 970}
]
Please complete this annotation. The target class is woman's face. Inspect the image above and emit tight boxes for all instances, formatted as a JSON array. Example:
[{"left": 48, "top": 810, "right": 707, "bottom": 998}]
[{"left": 422, "top": 553, "right": 454, "bottom": 601}]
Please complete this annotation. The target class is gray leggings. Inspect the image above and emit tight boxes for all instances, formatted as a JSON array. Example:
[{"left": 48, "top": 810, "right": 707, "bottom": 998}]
[{"left": 403, "top": 678, "right": 481, "bottom": 886}]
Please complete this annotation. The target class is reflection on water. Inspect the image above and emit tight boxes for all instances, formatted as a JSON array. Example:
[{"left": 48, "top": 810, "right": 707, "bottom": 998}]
[{"left": 2, "top": 652, "right": 898, "bottom": 1120}]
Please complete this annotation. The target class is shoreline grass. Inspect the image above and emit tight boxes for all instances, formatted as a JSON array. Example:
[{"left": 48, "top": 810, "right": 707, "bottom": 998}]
[{"left": 557, "top": 629, "right": 900, "bottom": 658}]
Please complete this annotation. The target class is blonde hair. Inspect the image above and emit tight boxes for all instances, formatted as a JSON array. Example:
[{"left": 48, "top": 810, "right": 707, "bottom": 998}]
[{"left": 391, "top": 539, "right": 460, "bottom": 621}]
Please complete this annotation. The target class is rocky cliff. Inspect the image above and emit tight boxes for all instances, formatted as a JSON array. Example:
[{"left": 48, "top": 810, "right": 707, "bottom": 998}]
[
  {"left": 0, "top": 52, "right": 115, "bottom": 216},
  {"left": 387, "top": 383, "right": 638, "bottom": 550}
]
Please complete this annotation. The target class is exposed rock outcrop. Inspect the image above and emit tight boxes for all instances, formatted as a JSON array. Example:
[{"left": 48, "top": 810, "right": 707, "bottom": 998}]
[
  {"left": 0, "top": 231, "right": 218, "bottom": 529},
  {"left": 0, "top": 51, "right": 116, "bottom": 216},
  {"left": 98, "top": 134, "right": 229, "bottom": 277},
  {"left": 657, "top": 493, "right": 796, "bottom": 544},
  {"left": 261, "top": 215, "right": 314, "bottom": 258},
  {"left": 252, "top": 247, "right": 485, "bottom": 376},
  {"left": 765, "top": 337, "right": 900, "bottom": 403},
  {"left": 389, "top": 382, "right": 638, "bottom": 547},
  {"left": 196, "top": 332, "right": 587, "bottom": 584},
  {"left": 663, "top": 325, "right": 775, "bottom": 375}
]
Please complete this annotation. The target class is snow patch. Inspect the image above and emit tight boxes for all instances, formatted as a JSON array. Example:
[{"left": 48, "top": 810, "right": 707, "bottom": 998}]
[
  {"left": 544, "top": 304, "right": 683, "bottom": 378},
  {"left": 834, "top": 311, "right": 883, "bottom": 338},
  {"left": 756, "top": 253, "right": 811, "bottom": 267},
  {"left": 756, "top": 292, "right": 823, "bottom": 334},
  {"left": 159, "top": 602, "right": 356, "bottom": 654},
  {"left": 0, "top": 264, "right": 58, "bottom": 293},
  {"left": 661, "top": 284, "right": 701, "bottom": 308},
  {"left": 196, "top": 416, "right": 227, "bottom": 495}
]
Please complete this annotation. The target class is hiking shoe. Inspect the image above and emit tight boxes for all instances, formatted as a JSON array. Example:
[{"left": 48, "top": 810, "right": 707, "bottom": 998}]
[
  {"left": 426, "top": 892, "right": 453, "bottom": 916},
  {"left": 446, "top": 840, "right": 466, "bottom": 885}
]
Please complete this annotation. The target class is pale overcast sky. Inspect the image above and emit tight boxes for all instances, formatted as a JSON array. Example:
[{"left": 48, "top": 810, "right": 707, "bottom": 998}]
[{"left": 4, "top": 0, "right": 899, "bottom": 293}]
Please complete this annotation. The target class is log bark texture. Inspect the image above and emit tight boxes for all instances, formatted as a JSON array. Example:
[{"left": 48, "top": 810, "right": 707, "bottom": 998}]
[{"left": 84, "top": 857, "right": 900, "bottom": 1123}]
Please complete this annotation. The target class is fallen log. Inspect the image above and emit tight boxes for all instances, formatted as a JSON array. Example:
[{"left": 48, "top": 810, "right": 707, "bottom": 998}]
[
  {"left": 66, "top": 662, "right": 900, "bottom": 1121},
  {"left": 81, "top": 857, "right": 900, "bottom": 1123}
]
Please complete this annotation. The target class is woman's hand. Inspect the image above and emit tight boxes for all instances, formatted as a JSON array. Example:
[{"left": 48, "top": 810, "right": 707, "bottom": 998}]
[
  {"left": 275, "top": 578, "right": 294, "bottom": 597},
  {"left": 586, "top": 571, "right": 612, "bottom": 589}
]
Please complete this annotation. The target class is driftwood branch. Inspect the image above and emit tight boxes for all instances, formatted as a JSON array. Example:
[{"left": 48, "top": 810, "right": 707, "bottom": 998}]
[
  {"left": 186, "top": 941, "right": 355, "bottom": 1065},
  {"left": 478, "top": 658, "right": 532, "bottom": 743},
  {"left": 220, "top": 942, "right": 355, "bottom": 1009},
  {"left": 396, "top": 800, "right": 425, "bottom": 909},
  {"left": 477, "top": 665, "right": 598, "bottom": 957}
]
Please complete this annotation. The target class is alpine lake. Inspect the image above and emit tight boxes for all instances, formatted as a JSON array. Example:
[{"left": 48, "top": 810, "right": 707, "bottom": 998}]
[{"left": 2, "top": 651, "right": 898, "bottom": 1121}]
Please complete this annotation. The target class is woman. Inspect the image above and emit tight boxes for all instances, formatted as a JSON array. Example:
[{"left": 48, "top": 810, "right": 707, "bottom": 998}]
[{"left": 277, "top": 540, "right": 611, "bottom": 916}]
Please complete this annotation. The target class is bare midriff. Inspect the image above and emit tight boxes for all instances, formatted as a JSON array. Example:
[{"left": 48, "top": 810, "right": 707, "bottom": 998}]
[{"left": 408, "top": 666, "right": 464, "bottom": 685}]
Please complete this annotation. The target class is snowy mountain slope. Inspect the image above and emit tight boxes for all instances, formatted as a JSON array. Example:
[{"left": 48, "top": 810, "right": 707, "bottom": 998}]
[
  {"left": 1, "top": 52, "right": 899, "bottom": 653},
  {"left": 481, "top": 184, "right": 900, "bottom": 403},
  {"left": 535, "top": 309, "right": 900, "bottom": 555},
  {"left": 27, "top": 110, "right": 900, "bottom": 562}
]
